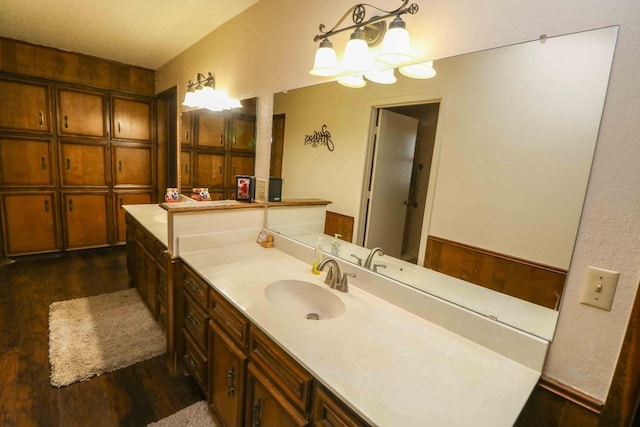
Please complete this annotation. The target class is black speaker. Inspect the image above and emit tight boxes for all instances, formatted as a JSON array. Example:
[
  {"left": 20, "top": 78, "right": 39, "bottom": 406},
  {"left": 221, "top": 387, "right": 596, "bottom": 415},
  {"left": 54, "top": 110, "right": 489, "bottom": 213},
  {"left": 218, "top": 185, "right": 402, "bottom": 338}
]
[{"left": 269, "top": 177, "right": 282, "bottom": 202}]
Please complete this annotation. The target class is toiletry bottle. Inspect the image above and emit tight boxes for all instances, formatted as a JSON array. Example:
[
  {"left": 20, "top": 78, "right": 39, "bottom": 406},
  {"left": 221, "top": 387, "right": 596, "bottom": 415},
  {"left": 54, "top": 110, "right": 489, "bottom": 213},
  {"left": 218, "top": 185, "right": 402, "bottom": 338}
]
[
  {"left": 331, "top": 233, "right": 342, "bottom": 256},
  {"left": 312, "top": 236, "right": 323, "bottom": 275}
]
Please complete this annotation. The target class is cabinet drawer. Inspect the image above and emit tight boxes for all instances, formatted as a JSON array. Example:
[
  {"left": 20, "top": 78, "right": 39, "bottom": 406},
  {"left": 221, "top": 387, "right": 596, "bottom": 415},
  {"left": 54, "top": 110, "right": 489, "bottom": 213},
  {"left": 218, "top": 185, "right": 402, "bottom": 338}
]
[
  {"left": 157, "top": 266, "right": 168, "bottom": 302},
  {"left": 249, "top": 326, "right": 313, "bottom": 412},
  {"left": 157, "top": 298, "right": 168, "bottom": 331},
  {"left": 183, "top": 329, "right": 207, "bottom": 391},
  {"left": 313, "top": 385, "right": 370, "bottom": 427},
  {"left": 183, "top": 266, "right": 209, "bottom": 307},
  {"left": 209, "top": 288, "right": 250, "bottom": 350},
  {"left": 184, "top": 292, "right": 209, "bottom": 349}
]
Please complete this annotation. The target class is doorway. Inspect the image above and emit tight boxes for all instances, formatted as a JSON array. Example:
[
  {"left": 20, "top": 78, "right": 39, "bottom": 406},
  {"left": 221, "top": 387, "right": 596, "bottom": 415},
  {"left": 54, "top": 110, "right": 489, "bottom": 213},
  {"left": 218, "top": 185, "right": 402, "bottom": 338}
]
[{"left": 361, "top": 102, "right": 440, "bottom": 264}]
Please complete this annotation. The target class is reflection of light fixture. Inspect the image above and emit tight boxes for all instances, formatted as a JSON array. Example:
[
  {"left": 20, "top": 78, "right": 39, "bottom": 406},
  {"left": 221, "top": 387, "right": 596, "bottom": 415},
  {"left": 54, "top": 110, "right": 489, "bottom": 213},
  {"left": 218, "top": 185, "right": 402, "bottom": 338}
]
[
  {"left": 310, "top": 0, "right": 433, "bottom": 87},
  {"left": 182, "top": 72, "right": 242, "bottom": 111},
  {"left": 399, "top": 61, "right": 437, "bottom": 79}
]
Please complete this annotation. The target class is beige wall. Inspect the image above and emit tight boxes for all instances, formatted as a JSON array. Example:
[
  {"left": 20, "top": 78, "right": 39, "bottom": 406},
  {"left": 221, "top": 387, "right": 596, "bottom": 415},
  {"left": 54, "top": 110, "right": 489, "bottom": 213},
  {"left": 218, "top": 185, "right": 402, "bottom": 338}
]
[{"left": 156, "top": 0, "right": 640, "bottom": 402}]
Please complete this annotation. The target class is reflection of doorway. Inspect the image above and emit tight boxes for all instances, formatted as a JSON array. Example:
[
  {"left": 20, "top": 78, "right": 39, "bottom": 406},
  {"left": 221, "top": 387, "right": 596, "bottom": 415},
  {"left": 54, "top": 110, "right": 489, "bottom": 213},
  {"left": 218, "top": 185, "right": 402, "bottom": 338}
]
[{"left": 362, "top": 102, "right": 440, "bottom": 264}]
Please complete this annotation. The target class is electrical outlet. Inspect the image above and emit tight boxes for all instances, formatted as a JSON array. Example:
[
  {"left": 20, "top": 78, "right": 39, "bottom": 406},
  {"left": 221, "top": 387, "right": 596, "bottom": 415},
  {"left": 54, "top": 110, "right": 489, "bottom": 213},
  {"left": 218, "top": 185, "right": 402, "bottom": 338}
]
[
  {"left": 256, "top": 178, "right": 266, "bottom": 200},
  {"left": 580, "top": 266, "right": 619, "bottom": 311}
]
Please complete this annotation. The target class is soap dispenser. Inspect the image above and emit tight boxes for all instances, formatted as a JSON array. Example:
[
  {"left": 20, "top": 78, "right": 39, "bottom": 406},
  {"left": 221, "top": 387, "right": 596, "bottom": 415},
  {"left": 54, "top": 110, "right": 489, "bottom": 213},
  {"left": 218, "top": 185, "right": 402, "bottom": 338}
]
[
  {"left": 331, "top": 233, "right": 342, "bottom": 256},
  {"left": 312, "top": 236, "right": 324, "bottom": 275}
]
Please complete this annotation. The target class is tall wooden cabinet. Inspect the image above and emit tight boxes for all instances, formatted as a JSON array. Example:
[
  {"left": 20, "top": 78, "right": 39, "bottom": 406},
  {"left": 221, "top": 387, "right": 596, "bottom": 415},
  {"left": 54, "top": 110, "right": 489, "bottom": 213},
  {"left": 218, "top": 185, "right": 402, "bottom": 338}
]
[
  {"left": 0, "top": 67, "right": 155, "bottom": 257},
  {"left": 179, "top": 99, "right": 256, "bottom": 200}
]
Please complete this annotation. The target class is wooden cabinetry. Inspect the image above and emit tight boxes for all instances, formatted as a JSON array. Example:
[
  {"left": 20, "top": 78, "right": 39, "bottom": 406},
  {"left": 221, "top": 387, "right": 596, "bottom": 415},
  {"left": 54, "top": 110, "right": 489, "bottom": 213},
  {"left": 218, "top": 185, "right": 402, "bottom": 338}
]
[
  {"left": 182, "top": 265, "right": 210, "bottom": 392},
  {"left": 0, "top": 191, "right": 59, "bottom": 255},
  {"left": 113, "top": 191, "right": 153, "bottom": 244},
  {"left": 312, "top": 386, "right": 369, "bottom": 427},
  {"left": 0, "top": 78, "right": 51, "bottom": 134},
  {"left": 111, "top": 96, "right": 152, "bottom": 141},
  {"left": 61, "top": 192, "right": 109, "bottom": 249},
  {"left": 59, "top": 140, "right": 109, "bottom": 187},
  {"left": 57, "top": 88, "right": 107, "bottom": 138},
  {"left": 0, "top": 137, "right": 55, "bottom": 187},
  {"left": 112, "top": 145, "right": 153, "bottom": 187},
  {"left": 179, "top": 107, "right": 256, "bottom": 198}
]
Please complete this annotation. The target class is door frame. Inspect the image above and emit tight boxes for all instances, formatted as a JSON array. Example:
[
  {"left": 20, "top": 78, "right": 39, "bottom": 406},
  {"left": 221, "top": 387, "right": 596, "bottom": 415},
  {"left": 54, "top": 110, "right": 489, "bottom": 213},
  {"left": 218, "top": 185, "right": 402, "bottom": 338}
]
[{"left": 357, "top": 93, "right": 447, "bottom": 265}]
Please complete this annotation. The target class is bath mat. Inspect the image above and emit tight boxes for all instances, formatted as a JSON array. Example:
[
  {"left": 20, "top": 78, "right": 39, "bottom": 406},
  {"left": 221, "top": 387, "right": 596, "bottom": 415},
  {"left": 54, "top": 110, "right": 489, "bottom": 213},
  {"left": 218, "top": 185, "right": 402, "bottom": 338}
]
[
  {"left": 48, "top": 288, "right": 165, "bottom": 387},
  {"left": 147, "top": 401, "right": 217, "bottom": 426}
]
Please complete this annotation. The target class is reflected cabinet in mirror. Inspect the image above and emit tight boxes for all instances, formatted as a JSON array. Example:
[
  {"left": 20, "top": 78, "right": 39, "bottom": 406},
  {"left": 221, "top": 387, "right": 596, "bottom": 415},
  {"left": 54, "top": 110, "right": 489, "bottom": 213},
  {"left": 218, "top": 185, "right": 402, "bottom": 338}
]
[
  {"left": 267, "top": 27, "right": 618, "bottom": 340},
  {"left": 175, "top": 98, "right": 258, "bottom": 200}
]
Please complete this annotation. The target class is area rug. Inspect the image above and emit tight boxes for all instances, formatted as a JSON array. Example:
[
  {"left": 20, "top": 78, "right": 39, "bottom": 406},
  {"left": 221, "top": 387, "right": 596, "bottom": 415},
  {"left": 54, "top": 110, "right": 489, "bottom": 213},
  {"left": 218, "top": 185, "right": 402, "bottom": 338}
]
[
  {"left": 48, "top": 288, "right": 166, "bottom": 387},
  {"left": 147, "top": 401, "right": 217, "bottom": 427}
]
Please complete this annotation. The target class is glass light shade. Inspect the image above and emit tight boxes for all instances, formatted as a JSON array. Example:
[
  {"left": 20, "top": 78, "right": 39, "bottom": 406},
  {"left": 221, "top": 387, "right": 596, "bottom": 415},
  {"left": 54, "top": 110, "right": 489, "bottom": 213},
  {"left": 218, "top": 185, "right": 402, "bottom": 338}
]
[
  {"left": 341, "top": 28, "right": 370, "bottom": 72},
  {"left": 376, "top": 16, "right": 412, "bottom": 65},
  {"left": 182, "top": 90, "right": 198, "bottom": 107},
  {"left": 310, "top": 39, "right": 339, "bottom": 76},
  {"left": 399, "top": 61, "right": 437, "bottom": 79},
  {"left": 365, "top": 68, "right": 397, "bottom": 84},
  {"left": 337, "top": 74, "right": 366, "bottom": 88}
]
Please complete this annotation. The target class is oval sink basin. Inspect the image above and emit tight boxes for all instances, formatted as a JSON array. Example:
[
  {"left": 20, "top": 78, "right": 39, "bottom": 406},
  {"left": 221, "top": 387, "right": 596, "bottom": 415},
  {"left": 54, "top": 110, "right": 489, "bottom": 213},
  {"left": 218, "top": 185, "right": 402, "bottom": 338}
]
[{"left": 265, "top": 280, "right": 345, "bottom": 320}]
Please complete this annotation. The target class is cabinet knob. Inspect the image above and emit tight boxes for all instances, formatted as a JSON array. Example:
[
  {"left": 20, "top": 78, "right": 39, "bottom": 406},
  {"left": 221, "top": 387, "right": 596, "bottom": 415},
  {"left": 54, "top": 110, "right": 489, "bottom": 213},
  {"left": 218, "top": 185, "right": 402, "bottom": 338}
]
[
  {"left": 219, "top": 166, "right": 223, "bottom": 175},
  {"left": 185, "top": 164, "right": 189, "bottom": 174},
  {"left": 41, "top": 156, "right": 47, "bottom": 170},
  {"left": 44, "top": 198, "right": 49, "bottom": 212},
  {"left": 64, "top": 115, "right": 69, "bottom": 129},
  {"left": 39, "top": 111, "right": 44, "bottom": 127},
  {"left": 251, "top": 399, "right": 262, "bottom": 427},
  {"left": 227, "top": 366, "right": 236, "bottom": 396},
  {"left": 118, "top": 121, "right": 121, "bottom": 133},
  {"left": 66, "top": 158, "right": 71, "bottom": 170},
  {"left": 118, "top": 160, "right": 122, "bottom": 172},
  {"left": 68, "top": 199, "right": 74, "bottom": 212}
]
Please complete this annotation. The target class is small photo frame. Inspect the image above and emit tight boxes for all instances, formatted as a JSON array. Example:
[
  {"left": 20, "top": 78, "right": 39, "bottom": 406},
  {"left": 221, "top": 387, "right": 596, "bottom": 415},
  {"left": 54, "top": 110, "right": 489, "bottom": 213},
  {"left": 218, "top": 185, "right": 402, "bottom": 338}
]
[{"left": 236, "top": 175, "right": 255, "bottom": 202}]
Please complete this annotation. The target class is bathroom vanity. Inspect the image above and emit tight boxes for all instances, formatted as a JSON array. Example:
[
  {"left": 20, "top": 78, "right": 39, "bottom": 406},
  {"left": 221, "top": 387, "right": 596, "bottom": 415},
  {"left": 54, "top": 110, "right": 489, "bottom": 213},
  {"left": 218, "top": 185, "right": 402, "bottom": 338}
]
[{"left": 124, "top": 200, "right": 547, "bottom": 426}]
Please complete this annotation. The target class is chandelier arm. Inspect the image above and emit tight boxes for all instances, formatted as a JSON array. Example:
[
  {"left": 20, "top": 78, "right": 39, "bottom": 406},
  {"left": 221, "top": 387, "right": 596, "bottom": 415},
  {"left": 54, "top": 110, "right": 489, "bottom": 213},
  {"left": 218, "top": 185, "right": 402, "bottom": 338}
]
[{"left": 313, "top": 1, "right": 418, "bottom": 43}]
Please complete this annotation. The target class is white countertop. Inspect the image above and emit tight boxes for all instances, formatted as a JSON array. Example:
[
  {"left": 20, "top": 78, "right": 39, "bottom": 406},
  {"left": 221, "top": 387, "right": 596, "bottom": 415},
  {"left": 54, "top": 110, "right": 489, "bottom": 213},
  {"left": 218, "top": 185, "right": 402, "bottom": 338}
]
[
  {"left": 180, "top": 242, "right": 540, "bottom": 427},
  {"left": 123, "top": 204, "right": 168, "bottom": 247}
]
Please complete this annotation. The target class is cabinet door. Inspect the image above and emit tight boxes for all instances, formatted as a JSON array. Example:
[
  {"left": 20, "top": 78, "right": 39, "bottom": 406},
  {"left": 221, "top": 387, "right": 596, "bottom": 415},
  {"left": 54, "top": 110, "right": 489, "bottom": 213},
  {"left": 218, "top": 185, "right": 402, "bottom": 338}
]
[
  {"left": 62, "top": 192, "right": 109, "bottom": 249},
  {"left": 195, "top": 152, "right": 225, "bottom": 187},
  {"left": 0, "top": 79, "right": 51, "bottom": 133},
  {"left": 0, "top": 137, "right": 55, "bottom": 186},
  {"left": 1, "top": 192, "right": 59, "bottom": 256},
  {"left": 180, "top": 150, "right": 192, "bottom": 188},
  {"left": 230, "top": 117, "right": 256, "bottom": 151},
  {"left": 209, "top": 321, "right": 247, "bottom": 427},
  {"left": 230, "top": 155, "right": 255, "bottom": 181},
  {"left": 59, "top": 141, "right": 109, "bottom": 187},
  {"left": 312, "top": 386, "right": 370, "bottom": 427},
  {"left": 113, "top": 145, "right": 153, "bottom": 186},
  {"left": 57, "top": 88, "right": 106, "bottom": 137},
  {"left": 114, "top": 191, "right": 153, "bottom": 244},
  {"left": 112, "top": 97, "right": 152, "bottom": 141},
  {"left": 196, "top": 111, "right": 225, "bottom": 148},
  {"left": 246, "top": 364, "right": 308, "bottom": 427},
  {"left": 180, "top": 111, "right": 193, "bottom": 146}
]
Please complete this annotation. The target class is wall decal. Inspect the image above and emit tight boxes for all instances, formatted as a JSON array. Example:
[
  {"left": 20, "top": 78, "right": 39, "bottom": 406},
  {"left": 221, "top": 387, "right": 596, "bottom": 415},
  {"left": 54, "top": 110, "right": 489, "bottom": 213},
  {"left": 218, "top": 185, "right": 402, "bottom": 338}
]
[{"left": 304, "top": 125, "right": 334, "bottom": 152}]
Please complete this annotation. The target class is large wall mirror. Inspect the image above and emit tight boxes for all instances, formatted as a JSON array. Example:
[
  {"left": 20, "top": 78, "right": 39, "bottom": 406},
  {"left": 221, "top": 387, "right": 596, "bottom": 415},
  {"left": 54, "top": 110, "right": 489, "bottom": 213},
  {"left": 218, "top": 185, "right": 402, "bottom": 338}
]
[{"left": 267, "top": 27, "right": 618, "bottom": 340}]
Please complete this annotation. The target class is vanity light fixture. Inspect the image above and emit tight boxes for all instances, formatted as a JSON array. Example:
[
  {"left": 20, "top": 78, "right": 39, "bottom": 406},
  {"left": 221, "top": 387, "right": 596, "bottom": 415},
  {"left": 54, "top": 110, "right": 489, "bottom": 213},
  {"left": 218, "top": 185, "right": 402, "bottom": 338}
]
[
  {"left": 182, "top": 72, "right": 242, "bottom": 111},
  {"left": 310, "top": 0, "right": 434, "bottom": 87}
]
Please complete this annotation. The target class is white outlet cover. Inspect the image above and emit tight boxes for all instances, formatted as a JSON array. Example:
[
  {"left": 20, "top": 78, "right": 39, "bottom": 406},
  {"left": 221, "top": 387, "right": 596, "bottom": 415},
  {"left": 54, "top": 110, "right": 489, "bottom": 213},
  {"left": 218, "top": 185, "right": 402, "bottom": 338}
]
[{"left": 579, "top": 266, "right": 619, "bottom": 311}]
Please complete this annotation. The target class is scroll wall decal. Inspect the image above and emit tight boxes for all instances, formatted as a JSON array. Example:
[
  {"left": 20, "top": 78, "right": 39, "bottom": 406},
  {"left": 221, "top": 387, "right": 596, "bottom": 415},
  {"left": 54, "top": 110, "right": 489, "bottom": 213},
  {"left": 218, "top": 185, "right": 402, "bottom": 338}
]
[{"left": 304, "top": 125, "right": 335, "bottom": 152}]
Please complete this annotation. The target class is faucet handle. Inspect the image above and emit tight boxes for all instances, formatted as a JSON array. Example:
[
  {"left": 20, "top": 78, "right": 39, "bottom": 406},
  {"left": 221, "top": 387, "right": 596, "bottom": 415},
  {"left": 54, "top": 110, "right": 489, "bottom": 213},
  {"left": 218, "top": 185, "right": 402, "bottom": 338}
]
[
  {"left": 372, "top": 263, "right": 387, "bottom": 273},
  {"left": 350, "top": 254, "right": 363, "bottom": 266},
  {"left": 338, "top": 273, "right": 355, "bottom": 293},
  {"left": 323, "top": 264, "right": 335, "bottom": 286}
]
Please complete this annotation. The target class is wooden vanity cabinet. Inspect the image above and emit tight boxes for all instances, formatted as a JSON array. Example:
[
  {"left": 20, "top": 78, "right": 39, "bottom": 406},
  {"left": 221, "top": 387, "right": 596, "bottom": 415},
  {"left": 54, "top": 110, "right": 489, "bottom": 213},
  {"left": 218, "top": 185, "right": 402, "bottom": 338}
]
[
  {"left": 312, "top": 386, "right": 369, "bottom": 427},
  {"left": 181, "top": 265, "right": 210, "bottom": 393},
  {"left": 0, "top": 78, "right": 51, "bottom": 134}
]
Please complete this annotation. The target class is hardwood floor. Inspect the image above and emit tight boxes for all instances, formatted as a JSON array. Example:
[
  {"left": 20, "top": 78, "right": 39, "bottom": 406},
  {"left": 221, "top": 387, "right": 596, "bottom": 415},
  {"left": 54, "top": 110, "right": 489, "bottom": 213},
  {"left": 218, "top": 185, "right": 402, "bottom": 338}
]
[{"left": 0, "top": 247, "right": 205, "bottom": 427}]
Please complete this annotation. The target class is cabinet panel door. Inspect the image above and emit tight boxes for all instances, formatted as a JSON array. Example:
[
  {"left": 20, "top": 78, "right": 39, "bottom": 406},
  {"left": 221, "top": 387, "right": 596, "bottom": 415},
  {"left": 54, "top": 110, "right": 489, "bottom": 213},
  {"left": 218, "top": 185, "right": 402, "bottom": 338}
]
[
  {"left": 246, "top": 364, "right": 308, "bottom": 427},
  {"left": 180, "top": 150, "right": 192, "bottom": 188},
  {"left": 230, "top": 117, "right": 256, "bottom": 151},
  {"left": 113, "top": 145, "right": 153, "bottom": 186},
  {"left": 59, "top": 141, "right": 109, "bottom": 187},
  {"left": 0, "top": 138, "right": 54, "bottom": 186},
  {"left": 57, "top": 88, "right": 106, "bottom": 137},
  {"left": 62, "top": 192, "right": 109, "bottom": 249},
  {"left": 1, "top": 192, "right": 59, "bottom": 256},
  {"left": 114, "top": 191, "right": 153, "bottom": 244},
  {"left": 209, "top": 321, "right": 247, "bottom": 427},
  {"left": 0, "top": 79, "right": 51, "bottom": 133},
  {"left": 195, "top": 152, "right": 225, "bottom": 187},
  {"left": 180, "top": 111, "right": 193, "bottom": 146},
  {"left": 112, "top": 97, "right": 152, "bottom": 141},
  {"left": 230, "top": 155, "right": 255, "bottom": 181},
  {"left": 196, "top": 112, "right": 225, "bottom": 148}
]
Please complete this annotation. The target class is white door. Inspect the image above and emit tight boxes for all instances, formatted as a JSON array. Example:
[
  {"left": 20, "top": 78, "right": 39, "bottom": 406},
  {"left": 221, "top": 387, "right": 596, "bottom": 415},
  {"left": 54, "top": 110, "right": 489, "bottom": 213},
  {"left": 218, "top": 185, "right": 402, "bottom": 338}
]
[{"left": 364, "top": 109, "right": 418, "bottom": 257}]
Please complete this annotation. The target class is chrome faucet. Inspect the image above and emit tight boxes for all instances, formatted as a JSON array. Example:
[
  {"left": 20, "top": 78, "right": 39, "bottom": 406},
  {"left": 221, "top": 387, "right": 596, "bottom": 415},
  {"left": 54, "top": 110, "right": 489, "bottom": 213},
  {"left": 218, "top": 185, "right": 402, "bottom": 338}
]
[
  {"left": 317, "top": 258, "right": 353, "bottom": 293},
  {"left": 364, "top": 247, "right": 384, "bottom": 269}
]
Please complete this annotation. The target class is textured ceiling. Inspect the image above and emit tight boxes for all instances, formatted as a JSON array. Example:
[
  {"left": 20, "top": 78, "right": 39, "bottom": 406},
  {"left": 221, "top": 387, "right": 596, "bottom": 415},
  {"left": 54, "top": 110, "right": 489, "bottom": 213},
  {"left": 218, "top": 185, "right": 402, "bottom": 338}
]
[{"left": 0, "top": 0, "right": 259, "bottom": 70}]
